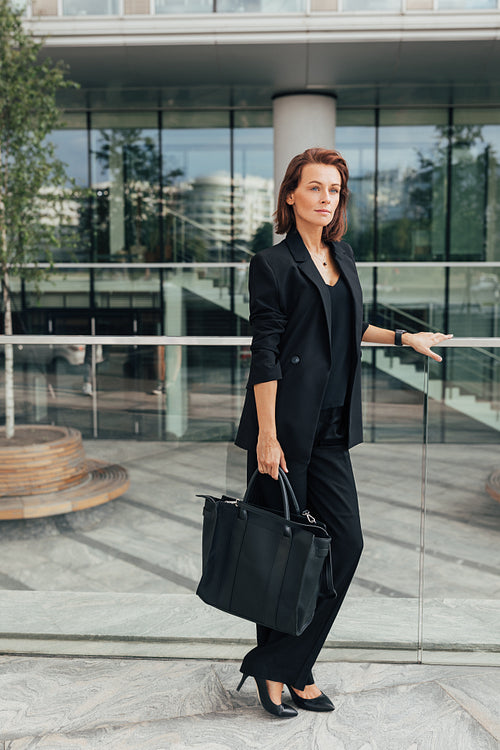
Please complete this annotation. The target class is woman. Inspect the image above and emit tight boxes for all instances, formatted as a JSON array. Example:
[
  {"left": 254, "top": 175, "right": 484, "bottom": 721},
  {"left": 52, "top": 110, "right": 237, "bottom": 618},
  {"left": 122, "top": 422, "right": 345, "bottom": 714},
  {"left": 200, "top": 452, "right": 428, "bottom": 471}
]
[{"left": 234, "top": 148, "right": 452, "bottom": 718}]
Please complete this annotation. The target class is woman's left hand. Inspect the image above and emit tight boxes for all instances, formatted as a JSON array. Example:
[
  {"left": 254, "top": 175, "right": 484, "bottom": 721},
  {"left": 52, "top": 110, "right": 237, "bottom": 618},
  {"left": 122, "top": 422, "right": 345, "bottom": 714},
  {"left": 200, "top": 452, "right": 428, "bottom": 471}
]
[{"left": 405, "top": 332, "right": 453, "bottom": 363}]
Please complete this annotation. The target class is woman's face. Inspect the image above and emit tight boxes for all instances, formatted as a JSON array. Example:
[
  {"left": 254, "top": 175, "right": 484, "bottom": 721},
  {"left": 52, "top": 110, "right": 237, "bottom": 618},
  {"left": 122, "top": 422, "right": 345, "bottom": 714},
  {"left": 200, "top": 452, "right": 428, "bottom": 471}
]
[{"left": 286, "top": 162, "right": 342, "bottom": 233}]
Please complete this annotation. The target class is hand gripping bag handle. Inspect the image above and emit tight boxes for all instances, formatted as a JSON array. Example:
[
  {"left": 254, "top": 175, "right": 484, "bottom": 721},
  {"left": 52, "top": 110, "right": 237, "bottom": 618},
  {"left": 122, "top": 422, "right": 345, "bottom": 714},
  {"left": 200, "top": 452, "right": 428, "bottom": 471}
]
[{"left": 242, "top": 467, "right": 300, "bottom": 520}]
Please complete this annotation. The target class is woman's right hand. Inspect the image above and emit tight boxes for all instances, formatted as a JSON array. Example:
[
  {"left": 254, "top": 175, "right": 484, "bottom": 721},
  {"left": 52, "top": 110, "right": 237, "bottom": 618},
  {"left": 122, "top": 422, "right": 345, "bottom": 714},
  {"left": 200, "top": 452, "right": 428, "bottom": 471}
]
[{"left": 256, "top": 433, "right": 288, "bottom": 480}]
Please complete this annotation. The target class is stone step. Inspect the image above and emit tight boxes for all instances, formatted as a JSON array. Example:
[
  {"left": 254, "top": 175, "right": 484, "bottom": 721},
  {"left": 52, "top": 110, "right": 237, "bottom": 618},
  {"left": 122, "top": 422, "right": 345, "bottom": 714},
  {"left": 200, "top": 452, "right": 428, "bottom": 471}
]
[
  {"left": 375, "top": 351, "right": 500, "bottom": 432},
  {"left": 0, "top": 592, "right": 497, "bottom": 664}
]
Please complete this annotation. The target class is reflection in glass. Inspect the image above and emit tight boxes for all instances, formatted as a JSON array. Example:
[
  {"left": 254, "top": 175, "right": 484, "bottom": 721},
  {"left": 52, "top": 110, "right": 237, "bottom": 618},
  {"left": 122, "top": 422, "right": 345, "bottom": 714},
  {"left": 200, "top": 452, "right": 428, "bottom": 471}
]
[
  {"left": 233, "top": 114, "right": 273, "bottom": 258},
  {"left": 450, "top": 114, "right": 500, "bottom": 262},
  {"left": 378, "top": 111, "right": 448, "bottom": 261},
  {"left": 337, "top": 113, "right": 376, "bottom": 261},
  {"left": 155, "top": 0, "right": 213, "bottom": 13},
  {"left": 162, "top": 113, "right": 231, "bottom": 262},
  {"left": 24, "top": 270, "right": 91, "bottom": 310},
  {"left": 449, "top": 267, "right": 500, "bottom": 338},
  {"left": 342, "top": 0, "right": 401, "bottom": 9},
  {"left": 91, "top": 115, "right": 159, "bottom": 262},
  {"left": 438, "top": 0, "right": 495, "bottom": 8},
  {"left": 62, "top": 0, "right": 120, "bottom": 14},
  {"left": 217, "top": 0, "right": 305, "bottom": 10},
  {"left": 423, "top": 348, "right": 500, "bottom": 663},
  {"left": 50, "top": 119, "right": 90, "bottom": 261},
  {"left": 376, "top": 267, "right": 446, "bottom": 333},
  {"left": 94, "top": 268, "right": 161, "bottom": 310}
]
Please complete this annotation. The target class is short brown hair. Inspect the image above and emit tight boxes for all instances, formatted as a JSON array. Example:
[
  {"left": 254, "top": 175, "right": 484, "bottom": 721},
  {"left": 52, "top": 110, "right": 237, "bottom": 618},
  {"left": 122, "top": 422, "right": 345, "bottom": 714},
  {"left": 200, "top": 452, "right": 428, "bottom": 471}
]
[{"left": 275, "top": 148, "right": 350, "bottom": 242}]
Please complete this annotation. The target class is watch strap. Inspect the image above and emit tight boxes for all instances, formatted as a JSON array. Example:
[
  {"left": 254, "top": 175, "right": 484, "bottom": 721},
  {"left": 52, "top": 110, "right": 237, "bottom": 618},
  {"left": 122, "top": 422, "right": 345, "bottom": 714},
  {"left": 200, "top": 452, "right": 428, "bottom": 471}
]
[{"left": 395, "top": 329, "right": 407, "bottom": 346}]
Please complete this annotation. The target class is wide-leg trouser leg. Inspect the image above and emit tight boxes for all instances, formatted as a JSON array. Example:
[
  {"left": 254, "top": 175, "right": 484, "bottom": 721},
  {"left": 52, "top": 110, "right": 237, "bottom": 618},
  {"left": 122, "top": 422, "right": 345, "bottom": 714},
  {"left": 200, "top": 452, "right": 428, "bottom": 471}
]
[{"left": 240, "top": 445, "right": 363, "bottom": 691}]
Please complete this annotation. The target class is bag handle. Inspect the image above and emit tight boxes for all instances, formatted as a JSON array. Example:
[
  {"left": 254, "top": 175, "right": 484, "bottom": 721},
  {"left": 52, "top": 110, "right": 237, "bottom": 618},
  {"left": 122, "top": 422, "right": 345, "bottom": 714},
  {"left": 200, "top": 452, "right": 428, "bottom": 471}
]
[{"left": 242, "top": 467, "right": 300, "bottom": 520}]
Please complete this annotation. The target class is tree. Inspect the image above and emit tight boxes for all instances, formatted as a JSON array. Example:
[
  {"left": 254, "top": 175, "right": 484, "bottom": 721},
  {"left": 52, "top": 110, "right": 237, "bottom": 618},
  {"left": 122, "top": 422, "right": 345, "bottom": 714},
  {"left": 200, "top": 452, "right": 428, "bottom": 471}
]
[
  {"left": 93, "top": 127, "right": 186, "bottom": 261},
  {"left": 250, "top": 221, "right": 273, "bottom": 254},
  {"left": 0, "top": 0, "right": 75, "bottom": 438}
]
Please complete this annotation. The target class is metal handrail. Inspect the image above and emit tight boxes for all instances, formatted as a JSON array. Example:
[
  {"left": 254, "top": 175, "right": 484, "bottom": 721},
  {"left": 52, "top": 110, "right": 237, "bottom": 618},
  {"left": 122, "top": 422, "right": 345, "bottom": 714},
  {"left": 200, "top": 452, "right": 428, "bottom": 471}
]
[
  {"left": 9, "top": 261, "right": 500, "bottom": 269},
  {"left": 2, "top": 335, "right": 500, "bottom": 347}
]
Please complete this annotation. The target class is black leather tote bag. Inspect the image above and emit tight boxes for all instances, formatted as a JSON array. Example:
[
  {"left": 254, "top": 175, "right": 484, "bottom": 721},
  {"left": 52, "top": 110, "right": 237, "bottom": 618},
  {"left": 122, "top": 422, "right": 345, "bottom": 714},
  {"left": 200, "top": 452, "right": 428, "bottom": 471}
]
[{"left": 196, "top": 468, "right": 335, "bottom": 637}]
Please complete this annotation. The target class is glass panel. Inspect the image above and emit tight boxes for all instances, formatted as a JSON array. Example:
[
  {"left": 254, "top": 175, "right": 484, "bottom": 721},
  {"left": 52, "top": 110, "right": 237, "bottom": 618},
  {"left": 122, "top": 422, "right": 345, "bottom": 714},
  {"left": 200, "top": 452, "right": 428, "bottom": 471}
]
[
  {"left": 62, "top": 0, "right": 120, "bottom": 14},
  {"left": 162, "top": 266, "right": 251, "bottom": 338},
  {"left": 233, "top": 113, "right": 274, "bottom": 258},
  {"left": 4, "top": 341, "right": 499, "bottom": 664},
  {"left": 91, "top": 113, "right": 160, "bottom": 263},
  {"left": 450, "top": 110, "right": 500, "bottom": 262},
  {"left": 50, "top": 114, "right": 90, "bottom": 262},
  {"left": 217, "top": 0, "right": 305, "bottom": 10},
  {"left": 162, "top": 112, "right": 231, "bottom": 262},
  {"left": 337, "top": 111, "right": 376, "bottom": 261},
  {"left": 24, "top": 270, "right": 91, "bottom": 311},
  {"left": 155, "top": 0, "right": 213, "bottom": 12},
  {"left": 351, "top": 345, "right": 425, "bottom": 657},
  {"left": 94, "top": 268, "right": 162, "bottom": 311},
  {"left": 0, "top": 341, "right": 424, "bottom": 663},
  {"left": 449, "top": 266, "right": 500, "bottom": 337},
  {"left": 438, "top": 0, "right": 496, "bottom": 8},
  {"left": 423, "top": 346, "right": 500, "bottom": 665},
  {"left": 10, "top": 0, "right": 27, "bottom": 11},
  {"left": 378, "top": 110, "right": 448, "bottom": 261},
  {"left": 342, "top": 0, "right": 401, "bottom": 9},
  {"left": 376, "top": 266, "right": 446, "bottom": 333}
]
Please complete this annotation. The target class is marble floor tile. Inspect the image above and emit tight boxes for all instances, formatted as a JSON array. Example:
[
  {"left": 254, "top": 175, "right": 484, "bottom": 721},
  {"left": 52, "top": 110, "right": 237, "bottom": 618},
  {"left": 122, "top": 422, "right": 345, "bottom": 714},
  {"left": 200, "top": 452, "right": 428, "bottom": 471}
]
[
  {"left": 0, "top": 658, "right": 231, "bottom": 738},
  {"left": 5, "top": 688, "right": 499, "bottom": 750},
  {"left": 438, "top": 672, "right": 500, "bottom": 739},
  {"left": 1, "top": 658, "right": 498, "bottom": 750}
]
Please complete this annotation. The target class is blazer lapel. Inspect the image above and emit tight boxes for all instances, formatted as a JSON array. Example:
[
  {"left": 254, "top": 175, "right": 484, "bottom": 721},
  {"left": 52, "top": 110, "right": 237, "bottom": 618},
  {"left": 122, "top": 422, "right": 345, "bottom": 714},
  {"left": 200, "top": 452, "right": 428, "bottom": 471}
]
[{"left": 284, "top": 230, "right": 332, "bottom": 347}]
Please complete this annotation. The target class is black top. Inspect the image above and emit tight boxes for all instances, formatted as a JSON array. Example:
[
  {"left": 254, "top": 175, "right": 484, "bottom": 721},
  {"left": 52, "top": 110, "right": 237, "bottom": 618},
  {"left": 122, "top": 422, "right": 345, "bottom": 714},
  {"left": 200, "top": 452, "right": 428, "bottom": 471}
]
[{"left": 321, "top": 273, "right": 354, "bottom": 409}]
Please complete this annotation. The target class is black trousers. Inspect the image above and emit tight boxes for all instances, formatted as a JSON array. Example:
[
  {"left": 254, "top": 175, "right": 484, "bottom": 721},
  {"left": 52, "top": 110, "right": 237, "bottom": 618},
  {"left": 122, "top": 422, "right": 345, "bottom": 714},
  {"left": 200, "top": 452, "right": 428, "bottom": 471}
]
[{"left": 240, "top": 407, "right": 364, "bottom": 691}]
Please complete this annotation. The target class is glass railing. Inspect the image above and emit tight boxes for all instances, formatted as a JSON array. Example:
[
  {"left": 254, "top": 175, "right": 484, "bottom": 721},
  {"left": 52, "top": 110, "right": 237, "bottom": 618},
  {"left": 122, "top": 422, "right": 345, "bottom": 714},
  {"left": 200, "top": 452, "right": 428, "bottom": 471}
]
[
  {"left": 0, "top": 336, "right": 498, "bottom": 663},
  {"left": 24, "top": 0, "right": 500, "bottom": 18},
  {"left": 18, "top": 258, "right": 500, "bottom": 337}
]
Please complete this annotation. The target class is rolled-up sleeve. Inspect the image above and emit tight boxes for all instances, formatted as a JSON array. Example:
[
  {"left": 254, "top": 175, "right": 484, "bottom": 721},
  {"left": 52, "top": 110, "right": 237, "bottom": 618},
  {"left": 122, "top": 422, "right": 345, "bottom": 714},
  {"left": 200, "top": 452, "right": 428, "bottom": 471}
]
[{"left": 247, "top": 252, "right": 288, "bottom": 387}]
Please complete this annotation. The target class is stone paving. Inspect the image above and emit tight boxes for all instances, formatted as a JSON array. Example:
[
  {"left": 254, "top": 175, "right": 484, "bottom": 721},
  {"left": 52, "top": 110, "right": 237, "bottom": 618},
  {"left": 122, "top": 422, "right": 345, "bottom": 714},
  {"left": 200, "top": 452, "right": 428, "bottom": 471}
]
[{"left": 0, "top": 656, "right": 498, "bottom": 749}]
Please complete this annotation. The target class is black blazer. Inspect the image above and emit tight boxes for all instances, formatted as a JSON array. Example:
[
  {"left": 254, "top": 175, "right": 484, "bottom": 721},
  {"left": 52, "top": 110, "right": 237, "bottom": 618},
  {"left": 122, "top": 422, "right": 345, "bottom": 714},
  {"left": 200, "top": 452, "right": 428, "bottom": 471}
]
[{"left": 235, "top": 228, "right": 369, "bottom": 463}]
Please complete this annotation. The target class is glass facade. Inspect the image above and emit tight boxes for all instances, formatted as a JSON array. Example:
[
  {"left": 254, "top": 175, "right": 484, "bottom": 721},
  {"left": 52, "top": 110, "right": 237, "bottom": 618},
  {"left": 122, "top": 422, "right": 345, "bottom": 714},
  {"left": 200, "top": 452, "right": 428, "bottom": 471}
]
[
  {"left": 342, "top": 0, "right": 401, "bottom": 10},
  {"left": 27, "top": 0, "right": 500, "bottom": 15},
  {"left": 438, "top": 0, "right": 496, "bottom": 8},
  {"left": 2, "top": 102, "right": 495, "bottom": 347},
  {"left": 40, "top": 105, "right": 500, "bottom": 268},
  {"left": 91, "top": 113, "right": 160, "bottom": 263},
  {"left": 155, "top": 0, "right": 213, "bottom": 13},
  {"left": 62, "top": 0, "right": 120, "bottom": 14}
]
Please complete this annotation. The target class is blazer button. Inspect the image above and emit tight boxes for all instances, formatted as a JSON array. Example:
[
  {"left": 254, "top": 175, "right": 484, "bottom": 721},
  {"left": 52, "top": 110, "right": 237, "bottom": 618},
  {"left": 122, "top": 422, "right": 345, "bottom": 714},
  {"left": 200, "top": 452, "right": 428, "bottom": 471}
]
[{"left": 291, "top": 355, "right": 300, "bottom": 365}]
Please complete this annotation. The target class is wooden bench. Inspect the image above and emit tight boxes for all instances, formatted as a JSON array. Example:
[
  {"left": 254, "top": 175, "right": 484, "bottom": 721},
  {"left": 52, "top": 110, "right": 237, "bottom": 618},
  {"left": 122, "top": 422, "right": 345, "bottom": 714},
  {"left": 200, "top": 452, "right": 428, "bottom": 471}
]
[
  {"left": 0, "top": 425, "right": 129, "bottom": 520},
  {"left": 486, "top": 469, "right": 500, "bottom": 504}
]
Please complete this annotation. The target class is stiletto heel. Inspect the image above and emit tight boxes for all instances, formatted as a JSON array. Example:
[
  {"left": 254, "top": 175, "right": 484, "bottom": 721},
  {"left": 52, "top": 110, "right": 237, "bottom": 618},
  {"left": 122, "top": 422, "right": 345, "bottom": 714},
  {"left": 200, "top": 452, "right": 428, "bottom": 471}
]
[
  {"left": 236, "top": 674, "right": 297, "bottom": 718},
  {"left": 286, "top": 684, "right": 335, "bottom": 712},
  {"left": 236, "top": 673, "right": 249, "bottom": 692}
]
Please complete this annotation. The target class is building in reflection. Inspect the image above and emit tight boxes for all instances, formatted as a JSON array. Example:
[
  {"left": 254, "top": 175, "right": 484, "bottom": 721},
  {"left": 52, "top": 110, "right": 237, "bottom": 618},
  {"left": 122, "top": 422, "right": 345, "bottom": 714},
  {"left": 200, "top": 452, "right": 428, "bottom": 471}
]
[{"left": 6, "top": 1, "right": 500, "bottom": 345}]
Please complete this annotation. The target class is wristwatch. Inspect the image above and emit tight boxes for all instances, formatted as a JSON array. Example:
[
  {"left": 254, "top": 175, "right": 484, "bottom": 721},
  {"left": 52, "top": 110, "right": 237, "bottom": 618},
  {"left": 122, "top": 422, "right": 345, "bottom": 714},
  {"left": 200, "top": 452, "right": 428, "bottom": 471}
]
[{"left": 394, "top": 329, "right": 407, "bottom": 347}]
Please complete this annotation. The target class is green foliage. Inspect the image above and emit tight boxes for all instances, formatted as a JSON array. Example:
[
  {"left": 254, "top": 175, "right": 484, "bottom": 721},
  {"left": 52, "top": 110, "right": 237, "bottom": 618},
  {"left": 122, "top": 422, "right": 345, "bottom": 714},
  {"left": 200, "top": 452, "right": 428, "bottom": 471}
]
[
  {"left": 250, "top": 221, "right": 273, "bottom": 254},
  {"left": 0, "top": 0, "right": 76, "bottom": 283}
]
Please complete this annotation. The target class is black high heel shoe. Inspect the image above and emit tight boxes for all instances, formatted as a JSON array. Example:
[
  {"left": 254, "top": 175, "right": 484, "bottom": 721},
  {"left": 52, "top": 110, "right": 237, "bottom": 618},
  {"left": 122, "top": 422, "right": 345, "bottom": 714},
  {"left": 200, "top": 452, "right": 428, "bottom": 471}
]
[
  {"left": 237, "top": 674, "right": 298, "bottom": 718},
  {"left": 286, "top": 684, "right": 335, "bottom": 712}
]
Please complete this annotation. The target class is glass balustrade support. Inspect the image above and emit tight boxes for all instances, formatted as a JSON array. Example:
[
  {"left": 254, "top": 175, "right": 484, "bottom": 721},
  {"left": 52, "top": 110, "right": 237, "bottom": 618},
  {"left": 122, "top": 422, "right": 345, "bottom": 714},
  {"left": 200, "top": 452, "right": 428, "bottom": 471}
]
[{"left": 0, "top": 340, "right": 498, "bottom": 662}]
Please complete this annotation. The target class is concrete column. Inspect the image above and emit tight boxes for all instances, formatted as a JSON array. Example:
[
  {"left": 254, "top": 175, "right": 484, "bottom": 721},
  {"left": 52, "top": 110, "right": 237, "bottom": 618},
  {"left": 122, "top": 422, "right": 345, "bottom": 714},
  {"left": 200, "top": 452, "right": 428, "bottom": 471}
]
[{"left": 272, "top": 92, "right": 337, "bottom": 205}]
